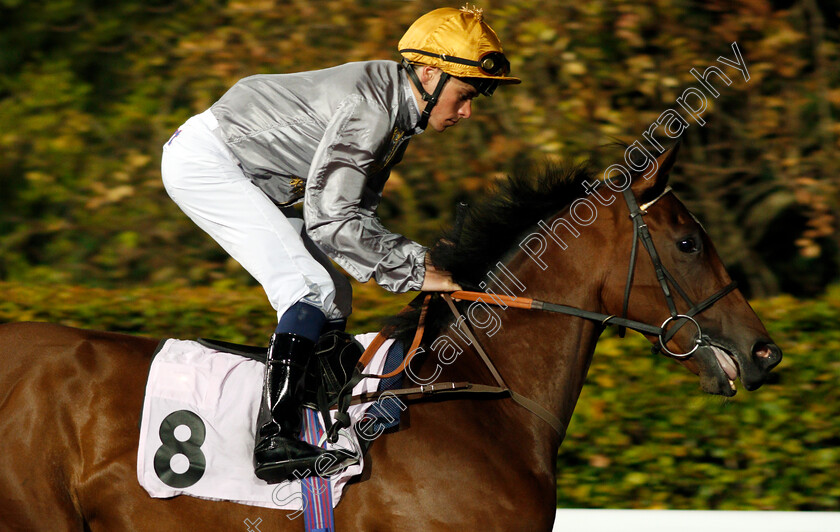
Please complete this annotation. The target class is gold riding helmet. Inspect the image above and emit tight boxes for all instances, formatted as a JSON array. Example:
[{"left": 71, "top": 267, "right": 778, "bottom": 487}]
[
  {"left": 399, "top": 5, "right": 520, "bottom": 96},
  {"left": 399, "top": 6, "right": 519, "bottom": 129}
]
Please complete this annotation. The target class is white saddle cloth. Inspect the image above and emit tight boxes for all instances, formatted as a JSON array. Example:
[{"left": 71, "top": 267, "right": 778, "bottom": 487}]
[{"left": 137, "top": 333, "right": 392, "bottom": 510}]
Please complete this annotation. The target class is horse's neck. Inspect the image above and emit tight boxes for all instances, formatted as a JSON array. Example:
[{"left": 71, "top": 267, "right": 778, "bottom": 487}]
[
  {"left": 481, "top": 278, "right": 603, "bottom": 440},
  {"left": 426, "top": 251, "right": 605, "bottom": 465}
]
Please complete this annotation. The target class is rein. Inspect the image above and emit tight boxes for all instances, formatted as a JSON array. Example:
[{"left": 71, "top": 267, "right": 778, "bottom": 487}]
[{"left": 336, "top": 185, "right": 737, "bottom": 441}]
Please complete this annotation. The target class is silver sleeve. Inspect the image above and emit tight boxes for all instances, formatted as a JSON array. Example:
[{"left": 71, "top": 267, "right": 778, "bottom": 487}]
[{"left": 303, "top": 96, "right": 427, "bottom": 293}]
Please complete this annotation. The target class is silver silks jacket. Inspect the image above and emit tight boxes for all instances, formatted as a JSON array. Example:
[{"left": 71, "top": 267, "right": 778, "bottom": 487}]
[{"left": 210, "top": 61, "right": 427, "bottom": 293}]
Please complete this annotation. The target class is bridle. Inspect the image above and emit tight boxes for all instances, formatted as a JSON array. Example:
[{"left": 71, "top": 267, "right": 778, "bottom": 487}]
[
  {"left": 618, "top": 185, "right": 737, "bottom": 357},
  {"left": 449, "top": 185, "right": 737, "bottom": 357},
  {"left": 342, "top": 185, "right": 738, "bottom": 441}
]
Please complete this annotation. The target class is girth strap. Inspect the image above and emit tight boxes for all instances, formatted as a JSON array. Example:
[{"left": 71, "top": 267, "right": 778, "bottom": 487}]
[{"left": 347, "top": 382, "right": 566, "bottom": 437}]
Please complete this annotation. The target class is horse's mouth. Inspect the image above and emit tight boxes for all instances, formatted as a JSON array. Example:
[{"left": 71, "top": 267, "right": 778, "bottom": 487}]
[{"left": 709, "top": 343, "right": 740, "bottom": 393}]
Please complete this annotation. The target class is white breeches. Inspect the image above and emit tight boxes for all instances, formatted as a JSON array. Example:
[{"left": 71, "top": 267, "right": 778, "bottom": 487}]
[{"left": 160, "top": 109, "right": 351, "bottom": 322}]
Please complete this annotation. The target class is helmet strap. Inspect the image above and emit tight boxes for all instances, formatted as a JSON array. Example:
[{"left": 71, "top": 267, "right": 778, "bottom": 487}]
[{"left": 402, "top": 60, "right": 450, "bottom": 130}]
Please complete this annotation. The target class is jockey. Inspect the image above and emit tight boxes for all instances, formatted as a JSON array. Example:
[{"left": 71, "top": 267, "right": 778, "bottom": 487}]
[{"left": 160, "top": 6, "right": 519, "bottom": 484}]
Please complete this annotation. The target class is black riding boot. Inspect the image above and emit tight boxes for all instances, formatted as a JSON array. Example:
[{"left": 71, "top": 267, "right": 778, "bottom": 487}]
[{"left": 253, "top": 332, "right": 357, "bottom": 484}]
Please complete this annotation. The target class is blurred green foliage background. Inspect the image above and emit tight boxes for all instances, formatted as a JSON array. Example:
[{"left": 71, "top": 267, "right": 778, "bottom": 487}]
[
  {"left": 1, "top": 0, "right": 838, "bottom": 296},
  {"left": 557, "top": 287, "right": 840, "bottom": 510},
  {"left": 1, "top": 0, "right": 838, "bottom": 511}
]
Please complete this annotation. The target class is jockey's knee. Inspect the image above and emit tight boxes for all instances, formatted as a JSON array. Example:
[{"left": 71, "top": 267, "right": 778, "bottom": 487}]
[{"left": 275, "top": 301, "right": 327, "bottom": 342}]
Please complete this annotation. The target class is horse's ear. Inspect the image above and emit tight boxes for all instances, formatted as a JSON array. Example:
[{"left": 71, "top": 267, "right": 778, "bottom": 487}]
[{"left": 632, "top": 141, "right": 680, "bottom": 203}]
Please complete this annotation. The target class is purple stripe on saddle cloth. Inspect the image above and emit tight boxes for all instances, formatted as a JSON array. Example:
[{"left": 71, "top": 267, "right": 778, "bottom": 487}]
[{"left": 301, "top": 408, "right": 335, "bottom": 532}]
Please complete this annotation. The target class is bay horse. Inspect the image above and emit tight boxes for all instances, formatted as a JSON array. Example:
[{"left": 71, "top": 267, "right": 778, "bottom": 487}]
[{"left": 0, "top": 146, "right": 781, "bottom": 531}]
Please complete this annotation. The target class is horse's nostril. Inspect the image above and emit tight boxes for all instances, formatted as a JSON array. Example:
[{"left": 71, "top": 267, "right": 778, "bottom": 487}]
[
  {"left": 753, "top": 342, "right": 775, "bottom": 359},
  {"left": 754, "top": 344, "right": 771, "bottom": 358},
  {"left": 751, "top": 341, "right": 782, "bottom": 374}
]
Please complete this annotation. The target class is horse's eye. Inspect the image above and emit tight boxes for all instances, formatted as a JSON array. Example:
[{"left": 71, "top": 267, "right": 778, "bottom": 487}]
[{"left": 677, "top": 237, "right": 699, "bottom": 253}]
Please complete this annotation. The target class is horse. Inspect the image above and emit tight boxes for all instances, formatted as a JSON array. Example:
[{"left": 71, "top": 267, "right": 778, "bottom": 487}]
[{"left": 0, "top": 145, "right": 781, "bottom": 531}]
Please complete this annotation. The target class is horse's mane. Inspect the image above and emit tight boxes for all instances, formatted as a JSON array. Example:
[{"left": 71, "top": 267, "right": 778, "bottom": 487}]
[{"left": 385, "top": 161, "right": 597, "bottom": 345}]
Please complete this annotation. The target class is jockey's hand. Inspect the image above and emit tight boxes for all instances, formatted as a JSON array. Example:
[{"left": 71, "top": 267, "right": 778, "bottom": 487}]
[{"left": 421, "top": 253, "right": 462, "bottom": 292}]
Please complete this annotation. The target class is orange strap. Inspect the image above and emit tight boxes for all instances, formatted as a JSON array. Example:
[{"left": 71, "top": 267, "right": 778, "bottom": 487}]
[
  {"left": 357, "top": 290, "right": 533, "bottom": 379},
  {"left": 450, "top": 290, "right": 535, "bottom": 310},
  {"left": 356, "top": 293, "right": 431, "bottom": 379}
]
